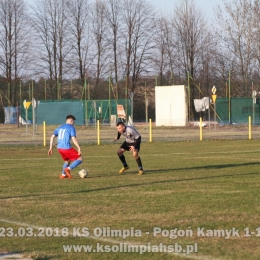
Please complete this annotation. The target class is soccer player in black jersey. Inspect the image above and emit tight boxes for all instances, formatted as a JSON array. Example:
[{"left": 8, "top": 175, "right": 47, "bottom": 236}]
[{"left": 114, "top": 121, "right": 144, "bottom": 175}]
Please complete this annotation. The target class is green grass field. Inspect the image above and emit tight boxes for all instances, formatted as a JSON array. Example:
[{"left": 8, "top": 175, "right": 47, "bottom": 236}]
[{"left": 1, "top": 139, "right": 260, "bottom": 260}]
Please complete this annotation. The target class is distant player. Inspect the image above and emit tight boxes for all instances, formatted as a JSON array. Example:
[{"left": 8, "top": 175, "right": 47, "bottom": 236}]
[
  {"left": 114, "top": 121, "right": 144, "bottom": 175},
  {"left": 48, "top": 114, "right": 83, "bottom": 179}
]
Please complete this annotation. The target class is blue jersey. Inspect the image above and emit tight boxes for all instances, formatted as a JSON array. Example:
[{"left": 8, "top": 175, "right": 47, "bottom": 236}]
[{"left": 53, "top": 124, "right": 76, "bottom": 149}]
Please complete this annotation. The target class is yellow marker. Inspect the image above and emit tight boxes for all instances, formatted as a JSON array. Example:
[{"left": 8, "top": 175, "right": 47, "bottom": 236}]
[
  {"left": 43, "top": 121, "right": 46, "bottom": 146},
  {"left": 149, "top": 119, "right": 152, "bottom": 143},
  {"left": 200, "top": 117, "right": 203, "bottom": 141},
  {"left": 249, "top": 116, "right": 251, "bottom": 140},
  {"left": 97, "top": 120, "right": 100, "bottom": 145}
]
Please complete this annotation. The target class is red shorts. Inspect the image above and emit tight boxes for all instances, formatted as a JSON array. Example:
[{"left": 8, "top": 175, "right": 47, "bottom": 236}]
[{"left": 58, "top": 148, "right": 81, "bottom": 161}]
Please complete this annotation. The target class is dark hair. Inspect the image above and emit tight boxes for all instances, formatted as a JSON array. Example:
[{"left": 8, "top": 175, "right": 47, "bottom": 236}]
[
  {"left": 66, "top": 114, "right": 76, "bottom": 120},
  {"left": 116, "top": 121, "right": 125, "bottom": 126}
]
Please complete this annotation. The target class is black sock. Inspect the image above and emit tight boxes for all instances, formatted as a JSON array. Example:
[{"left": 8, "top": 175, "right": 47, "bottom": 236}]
[
  {"left": 136, "top": 157, "right": 143, "bottom": 170},
  {"left": 119, "top": 155, "right": 128, "bottom": 167}
]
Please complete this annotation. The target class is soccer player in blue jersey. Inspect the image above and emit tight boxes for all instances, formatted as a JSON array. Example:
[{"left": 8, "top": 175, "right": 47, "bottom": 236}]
[
  {"left": 114, "top": 121, "right": 144, "bottom": 175},
  {"left": 48, "top": 115, "right": 83, "bottom": 179}
]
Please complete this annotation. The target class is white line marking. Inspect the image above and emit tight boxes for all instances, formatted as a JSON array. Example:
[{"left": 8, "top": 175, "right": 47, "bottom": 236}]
[
  {"left": 1, "top": 148, "right": 260, "bottom": 161},
  {"left": 0, "top": 252, "right": 31, "bottom": 260}
]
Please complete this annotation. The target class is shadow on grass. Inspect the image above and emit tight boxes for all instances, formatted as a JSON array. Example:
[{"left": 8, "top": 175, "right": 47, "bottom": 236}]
[
  {"left": 147, "top": 161, "right": 260, "bottom": 172},
  {"left": 1, "top": 161, "right": 259, "bottom": 200},
  {"left": 86, "top": 161, "right": 260, "bottom": 178},
  {"left": 34, "top": 257, "right": 54, "bottom": 260}
]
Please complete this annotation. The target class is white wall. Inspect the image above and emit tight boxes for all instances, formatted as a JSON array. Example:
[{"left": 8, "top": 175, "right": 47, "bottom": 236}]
[{"left": 155, "top": 85, "right": 187, "bottom": 126}]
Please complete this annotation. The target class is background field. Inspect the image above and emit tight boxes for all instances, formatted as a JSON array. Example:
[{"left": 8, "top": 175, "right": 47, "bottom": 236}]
[
  {"left": 1, "top": 124, "right": 260, "bottom": 259},
  {"left": 0, "top": 122, "right": 259, "bottom": 145}
]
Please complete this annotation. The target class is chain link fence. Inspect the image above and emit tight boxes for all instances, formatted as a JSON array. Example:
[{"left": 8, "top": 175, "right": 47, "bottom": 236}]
[{"left": 0, "top": 122, "right": 259, "bottom": 146}]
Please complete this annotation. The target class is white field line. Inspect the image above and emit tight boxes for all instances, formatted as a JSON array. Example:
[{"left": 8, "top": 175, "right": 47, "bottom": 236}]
[
  {"left": 0, "top": 156, "right": 259, "bottom": 161},
  {"left": 0, "top": 252, "right": 31, "bottom": 260},
  {"left": 0, "top": 218, "right": 220, "bottom": 260},
  {"left": 0, "top": 156, "right": 108, "bottom": 161},
  {"left": 2, "top": 148, "right": 260, "bottom": 161}
]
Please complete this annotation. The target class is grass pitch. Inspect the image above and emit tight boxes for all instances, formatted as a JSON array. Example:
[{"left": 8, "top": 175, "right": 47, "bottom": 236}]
[{"left": 1, "top": 140, "right": 260, "bottom": 259}]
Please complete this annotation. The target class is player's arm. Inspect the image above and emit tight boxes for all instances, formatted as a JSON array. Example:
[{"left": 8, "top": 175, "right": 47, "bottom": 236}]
[
  {"left": 71, "top": 136, "right": 81, "bottom": 155},
  {"left": 48, "top": 134, "right": 56, "bottom": 156},
  {"left": 114, "top": 132, "right": 121, "bottom": 142}
]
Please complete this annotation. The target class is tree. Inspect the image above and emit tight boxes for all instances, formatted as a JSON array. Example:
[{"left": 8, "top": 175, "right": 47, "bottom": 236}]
[
  {"left": 104, "top": 0, "right": 121, "bottom": 85},
  {"left": 215, "top": 0, "right": 256, "bottom": 97},
  {"left": 89, "top": 0, "right": 110, "bottom": 89},
  {"left": 0, "top": 0, "right": 31, "bottom": 105},
  {"left": 30, "top": 0, "right": 71, "bottom": 99},
  {"left": 65, "top": 0, "right": 92, "bottom": 80},
  {"left": 153, "top": 16, "right": 175, "bottom": 86},
  {"left": 120, "top": 0, "right": 156, "bottom": 93},
  {"left": 171, "top": 0, "right": 213, "bottom": 118}
]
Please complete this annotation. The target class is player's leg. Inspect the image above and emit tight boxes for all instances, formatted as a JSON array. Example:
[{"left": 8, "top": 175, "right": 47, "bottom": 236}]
[
  {"left": 68, "top": 156, "right": 83, "bottom": 170},
  {"left": 117, "top": 142, "right": 129, "bottom": 174},
  {"left": 58, "top": 149, "right": 70, "bottom": 179},
  {"left": 132, "top": 145, "right": 144, "bottom": 175},
  {"left": 64, "top": 148, "right": 83, "bottom": 178},
  {"left": 60, "top": 160, "right": 70, "bottom": 179}
]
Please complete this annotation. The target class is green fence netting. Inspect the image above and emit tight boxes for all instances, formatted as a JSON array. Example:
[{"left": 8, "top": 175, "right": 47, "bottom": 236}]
[
  {"left": 216, "top": 98, "right": 260, "bottom": 124},
  {"left": 21, "top": 99, "right": 130, "bottom": 125}
]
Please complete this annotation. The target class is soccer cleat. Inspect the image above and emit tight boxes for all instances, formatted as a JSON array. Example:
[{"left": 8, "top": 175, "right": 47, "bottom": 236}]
[
  {"left": 60, "top": 174, "right": 67, "bottom": 179},
  {"left": 119, "top": 166, "right": 129, "bottom": 174},
  {"left": 64, "top": 167, "right": 72, "bottom": 179},
  {"left": 138, "top": 169, "right": 144, "bottom": 175}
]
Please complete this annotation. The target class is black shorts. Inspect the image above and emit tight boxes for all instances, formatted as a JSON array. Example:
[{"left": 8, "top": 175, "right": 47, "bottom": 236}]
[{"left": 120, "top": 141, "right": 141, "bottom": 152}]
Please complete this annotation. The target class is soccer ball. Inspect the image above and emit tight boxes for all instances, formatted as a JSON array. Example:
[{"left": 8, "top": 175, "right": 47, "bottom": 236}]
[{"left": 78, "top": 169, "right": 88, "bottom": 179}]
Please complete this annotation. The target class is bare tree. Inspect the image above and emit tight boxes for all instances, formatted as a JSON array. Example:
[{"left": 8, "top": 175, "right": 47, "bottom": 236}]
[
  {"left": 30, "top": 0, "right": 71, "bottom": 99},
  {"left": 252, "top": 0, "right": 260, "bottom": 86},
  {"left": 89, "top": 0, "right": 110, "bottom": 89},
  {"left": 0, "top": 0, "right": 31, "bottom": 104},
  {"left": 120, "top": 0, "right": 156, "bottom": 93},
  {"left": 153, "top": 16, "right": 175, "bottom": 86},
  {"left": 215, "top": 0, "right": 256, "bottom": 97},
  {"left": 65, "top": 0, "right": 93, "bottom": 80},
  {"left": 172, "top": 0, "right": 211, "bottom": 79},
  {"left": 104, "top": 0, "right": 121, "bottom": 85},
  {"left": 171, "top": 0, "right": 213, "bottom": 118}
]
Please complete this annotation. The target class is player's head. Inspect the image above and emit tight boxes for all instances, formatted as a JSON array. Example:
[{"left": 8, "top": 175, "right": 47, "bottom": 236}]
[
  {"left": 66, "top": 114, "right": 76, "bottom": 125},
  {"left": 116, "top": 121, "right": 125, "bottom": 133}
]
